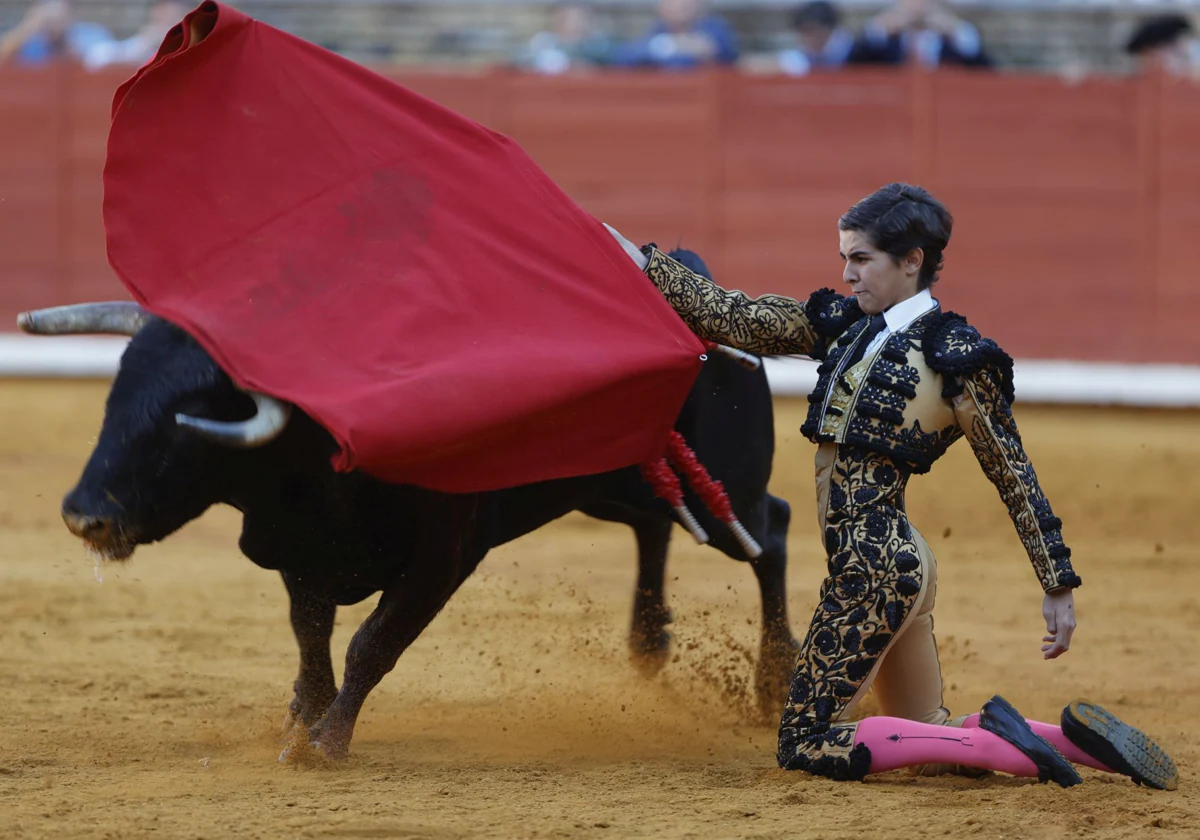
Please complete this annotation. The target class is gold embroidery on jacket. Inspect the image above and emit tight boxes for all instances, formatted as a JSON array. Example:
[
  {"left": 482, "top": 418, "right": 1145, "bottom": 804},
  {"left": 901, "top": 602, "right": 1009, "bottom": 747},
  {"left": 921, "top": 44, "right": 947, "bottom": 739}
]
[
  {"left": 953, "top": 373, "right": 1072, "bottom": 592},
  {"left": 638, "top": 244, "right": 1079, "bottom": 593},
  {"left": 642, "top": 247, "right": 819, "bottom": 356},
  {"left": 821, "top": 365, "right": 865, "bottom": 437}
]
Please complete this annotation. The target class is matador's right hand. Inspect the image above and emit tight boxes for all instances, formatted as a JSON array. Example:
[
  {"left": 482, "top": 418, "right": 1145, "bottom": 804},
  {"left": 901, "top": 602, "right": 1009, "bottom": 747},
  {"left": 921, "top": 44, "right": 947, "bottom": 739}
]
[{"left": 1042, "top": 589, "right": 1077, "bottom": 660}]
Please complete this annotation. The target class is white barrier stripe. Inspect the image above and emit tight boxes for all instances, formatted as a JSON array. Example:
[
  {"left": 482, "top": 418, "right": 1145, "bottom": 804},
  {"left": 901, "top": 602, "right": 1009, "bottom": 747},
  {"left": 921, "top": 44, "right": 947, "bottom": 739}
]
[
  {"left": 761, "top": 357, "right": 1200, "bottom": 407},
  {"left": 2, "top": 333, "right": 1200, "bottom": 408},
  {"left": 0, "top": 334, "right": 129, "bottom": 377}
]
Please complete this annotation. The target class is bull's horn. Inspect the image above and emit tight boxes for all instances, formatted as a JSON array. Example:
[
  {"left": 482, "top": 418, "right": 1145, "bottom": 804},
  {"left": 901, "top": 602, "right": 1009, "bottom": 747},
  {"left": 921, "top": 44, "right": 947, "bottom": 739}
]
[
  {"left": 17, "top": 302, "right": 152, "bottom": 336},
  {"left": 175, "top": 391, "right": 292, "bottom": 449}
]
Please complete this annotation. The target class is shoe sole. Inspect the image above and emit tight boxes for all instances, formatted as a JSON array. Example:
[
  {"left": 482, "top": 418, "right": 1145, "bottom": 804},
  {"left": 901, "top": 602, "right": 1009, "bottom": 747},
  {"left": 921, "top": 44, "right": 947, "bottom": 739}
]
[
  {"left": 1062, "top": 700, "right": 1179, "bottom": 791},
  {"left": 981, "top": 695, "right": 1082, "bottom": 788}
]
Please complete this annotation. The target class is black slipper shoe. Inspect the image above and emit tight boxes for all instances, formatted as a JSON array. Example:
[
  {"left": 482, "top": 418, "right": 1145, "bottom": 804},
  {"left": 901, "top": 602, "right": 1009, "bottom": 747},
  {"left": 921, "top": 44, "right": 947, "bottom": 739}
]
[
  {"left": 1061, "top": 700, "right": 1179, "bottom": 791},
  {"left": 979, "top": 695, "right": 1082, "bottom": 787}
]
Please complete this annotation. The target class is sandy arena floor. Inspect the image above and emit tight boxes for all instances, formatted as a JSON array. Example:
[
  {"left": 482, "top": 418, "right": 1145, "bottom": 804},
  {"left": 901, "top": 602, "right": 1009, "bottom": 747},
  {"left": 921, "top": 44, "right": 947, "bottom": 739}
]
[{"left": 1, "top": 380, "right": 1197, "bottom": 839}]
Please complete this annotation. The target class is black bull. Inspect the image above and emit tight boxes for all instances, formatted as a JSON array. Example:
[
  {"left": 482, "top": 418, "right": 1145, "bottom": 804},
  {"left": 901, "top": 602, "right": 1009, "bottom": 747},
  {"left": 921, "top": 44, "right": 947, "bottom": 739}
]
[{"left": 21, "top": 250, "right": 800, "bottom": 760}]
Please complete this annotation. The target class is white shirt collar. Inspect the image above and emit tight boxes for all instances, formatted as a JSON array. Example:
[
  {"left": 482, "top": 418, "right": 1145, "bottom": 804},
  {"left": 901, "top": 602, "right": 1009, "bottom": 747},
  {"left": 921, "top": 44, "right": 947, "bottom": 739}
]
[{"left": 882, "top": 289, "right": 936, "bottom": 334}]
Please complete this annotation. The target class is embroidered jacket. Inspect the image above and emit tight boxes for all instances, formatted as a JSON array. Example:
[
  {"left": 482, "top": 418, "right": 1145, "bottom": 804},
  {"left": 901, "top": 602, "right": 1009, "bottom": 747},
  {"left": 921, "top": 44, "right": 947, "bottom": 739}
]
[{"left": 641, "top": 245, "right": 1081, "bottom": 594}]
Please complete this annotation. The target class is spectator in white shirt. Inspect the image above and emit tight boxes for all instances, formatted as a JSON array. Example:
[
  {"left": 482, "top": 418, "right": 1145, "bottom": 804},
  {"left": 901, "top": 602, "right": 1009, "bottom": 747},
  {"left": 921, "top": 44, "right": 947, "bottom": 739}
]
[{"left": 80, "top": 1, "right": 187, "bottom": 72}]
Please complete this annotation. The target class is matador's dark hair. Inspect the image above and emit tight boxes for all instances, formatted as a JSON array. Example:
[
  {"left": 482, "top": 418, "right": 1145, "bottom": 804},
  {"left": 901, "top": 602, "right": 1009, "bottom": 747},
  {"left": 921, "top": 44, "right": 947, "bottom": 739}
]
[{"left": 838, "top": 183, "right": 953, "bottom": 290}]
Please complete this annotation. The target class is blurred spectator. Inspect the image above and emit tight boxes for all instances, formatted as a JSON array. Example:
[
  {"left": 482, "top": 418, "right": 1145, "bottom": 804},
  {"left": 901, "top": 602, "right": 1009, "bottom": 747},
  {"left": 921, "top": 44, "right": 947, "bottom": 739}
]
[
  {"left": 1126, "top": 14, "right": 1198, "bottom": 79},
  {"left": 613, "top": 0, "right": 738, "bottom": 70},
  {"left": 774, "top": 1, "right": 859, "bottom": 76},
  {"left": 0, "top": 0, "right": 111, "bottom": 66},
  {"left": 511, "top": 2, "right": 614, "bottom": 74},
  {"left": 856, "top": 0, "right": 992, "bottom": 69},
  {"left": 79, "top": 1, "right": 188, "bottom": 71}
]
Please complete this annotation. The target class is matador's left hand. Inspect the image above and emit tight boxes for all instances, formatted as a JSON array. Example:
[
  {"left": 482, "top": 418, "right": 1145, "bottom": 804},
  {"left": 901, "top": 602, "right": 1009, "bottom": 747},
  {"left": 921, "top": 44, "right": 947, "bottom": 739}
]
[{"left": 1042, "top": 589, "right": 1076, "bottom": 659}]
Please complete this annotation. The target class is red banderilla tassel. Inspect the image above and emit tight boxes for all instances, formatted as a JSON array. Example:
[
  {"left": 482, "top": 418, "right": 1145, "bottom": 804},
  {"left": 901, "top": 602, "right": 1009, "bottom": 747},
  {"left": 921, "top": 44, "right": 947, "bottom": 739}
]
[
  {"left": 664, "top": 431, "right": 763, "bottom": 558},
  {"left": 639, "top": 457, "right": 709, "bottom": 545}
]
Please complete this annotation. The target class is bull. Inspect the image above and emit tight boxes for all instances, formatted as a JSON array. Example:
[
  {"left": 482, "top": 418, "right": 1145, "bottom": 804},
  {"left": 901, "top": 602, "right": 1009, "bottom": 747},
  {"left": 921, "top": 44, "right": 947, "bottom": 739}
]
[{"left": 19, "top": 249, "right": 800, "bottom": 760}]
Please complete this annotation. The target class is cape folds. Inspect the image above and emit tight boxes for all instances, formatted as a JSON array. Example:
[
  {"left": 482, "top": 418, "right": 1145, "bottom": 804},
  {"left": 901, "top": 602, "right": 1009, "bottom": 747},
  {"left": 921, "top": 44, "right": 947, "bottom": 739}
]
[{"left": 102, "top": 2, "right": 705, "bottom": 492}]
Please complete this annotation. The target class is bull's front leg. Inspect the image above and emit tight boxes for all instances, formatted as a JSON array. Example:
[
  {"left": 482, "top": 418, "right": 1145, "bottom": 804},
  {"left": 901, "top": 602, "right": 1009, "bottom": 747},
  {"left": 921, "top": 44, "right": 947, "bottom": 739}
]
[
  {"left": 280, "top": 497, "right": 481, "bottom": 763},
  {"left": 302, "top": 574, "right": 461, "bottom": 760},
  {"left": 281, "top": 572, "right": 338, "bottom": 729}
]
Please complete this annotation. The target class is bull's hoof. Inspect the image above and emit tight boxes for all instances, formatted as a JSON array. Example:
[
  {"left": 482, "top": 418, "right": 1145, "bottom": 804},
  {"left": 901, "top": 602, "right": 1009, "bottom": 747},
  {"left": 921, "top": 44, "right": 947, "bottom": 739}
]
[
  {"left": 308, "top": 720, "right": 352, "bottom": 761},
  {"left": 633, "top": 600, "right": 672, "bottom": 681},
  {"left": 755, "top": 634, "right": 801, "bottom": 722},
  {"left": 277, "top": 719, "right": 348, "bottom": 765},
  {"left": 277, "top": 738, "right": 344, "bottom": 766},
  {"left": 311, "top": 738, "right": 349, "bottom": 761},
  {"left": 279, "top": 734, "right": 333, "bottom": 767},
  {"left": 281, "top": 706, "right": 298, "bottom": 736},
  {"left": 628, "top": 631, "right": 672, "bottom": 678},
  {"left": 629, "top": 606, "right": 673, "bottom": 677}
]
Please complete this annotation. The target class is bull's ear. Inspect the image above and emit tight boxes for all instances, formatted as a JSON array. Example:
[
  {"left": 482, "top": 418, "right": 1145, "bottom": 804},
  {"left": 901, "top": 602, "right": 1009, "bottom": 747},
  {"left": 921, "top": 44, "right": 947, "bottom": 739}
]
[
  {"left": 175, "top": 391, "right": 292, "bottom": 449},
  {"left": 17, "top": 302, "right": 152, "bottom": 336}
]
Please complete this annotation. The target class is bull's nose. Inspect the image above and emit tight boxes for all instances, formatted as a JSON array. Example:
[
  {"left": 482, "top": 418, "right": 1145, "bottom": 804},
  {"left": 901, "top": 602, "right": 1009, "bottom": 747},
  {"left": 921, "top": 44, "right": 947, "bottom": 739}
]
[{"left": 62, "top": 511, "right": 113, "bottom": 542}]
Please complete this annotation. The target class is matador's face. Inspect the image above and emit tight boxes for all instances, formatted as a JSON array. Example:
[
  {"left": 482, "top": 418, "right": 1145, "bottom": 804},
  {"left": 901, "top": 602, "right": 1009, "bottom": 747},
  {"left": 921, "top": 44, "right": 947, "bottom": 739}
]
[{"left": 838, "top": 229, "right": 922, "bottom": 316}]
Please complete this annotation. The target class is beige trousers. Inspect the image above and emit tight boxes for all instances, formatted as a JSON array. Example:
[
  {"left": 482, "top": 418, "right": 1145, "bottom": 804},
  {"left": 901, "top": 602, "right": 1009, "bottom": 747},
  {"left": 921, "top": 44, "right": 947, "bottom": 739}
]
[
  {"left": 845, "top": 523, "right": 950, "bottom": 726},
  {"left": 843, "top": 521, "right": 980, "bottom": 776},
  {"left": 777, "top": 444, "right": 975, "bottom": 778}
]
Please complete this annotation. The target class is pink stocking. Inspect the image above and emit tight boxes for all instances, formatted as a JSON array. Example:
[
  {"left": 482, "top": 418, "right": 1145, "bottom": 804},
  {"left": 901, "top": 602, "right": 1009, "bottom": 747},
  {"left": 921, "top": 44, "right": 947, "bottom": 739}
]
[
  {"left": 854, "top": 716, "right": 1041, "bottom": 777},
  {"left": 959, "top": 713, "right": 1113, "bottom": 773}
]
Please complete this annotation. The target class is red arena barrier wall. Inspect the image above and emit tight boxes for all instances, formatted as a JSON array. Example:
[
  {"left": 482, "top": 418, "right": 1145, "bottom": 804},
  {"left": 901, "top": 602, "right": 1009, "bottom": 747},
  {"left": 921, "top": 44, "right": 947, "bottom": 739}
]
[{"left": 1, "top": 65, "right": 1197, "bottom": 364}]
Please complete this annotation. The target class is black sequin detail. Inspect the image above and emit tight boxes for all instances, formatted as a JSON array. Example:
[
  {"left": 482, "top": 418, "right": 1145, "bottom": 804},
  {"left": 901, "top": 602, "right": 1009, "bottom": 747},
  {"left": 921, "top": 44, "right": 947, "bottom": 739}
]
[
  {"left": 923, "top": 310, "right": 1016, "bottom": 405},
  {"left": 805, "top": 289, "right": 865, "bottom": 361},
  {"left": 956, "top": 372, "right": 1082, "bottom": 592},
  {"left": 777, "top": 446, "right": 924, "bottom": 777},
  {"left": 801, "top": 328, "right": 963, "bottom": 474}
]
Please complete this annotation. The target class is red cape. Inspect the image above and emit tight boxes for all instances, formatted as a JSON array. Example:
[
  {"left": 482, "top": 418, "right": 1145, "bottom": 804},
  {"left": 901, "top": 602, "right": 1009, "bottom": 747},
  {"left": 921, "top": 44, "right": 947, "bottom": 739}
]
[{"left": 102, "top": 2, "right": 704, "bottom": 493}]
